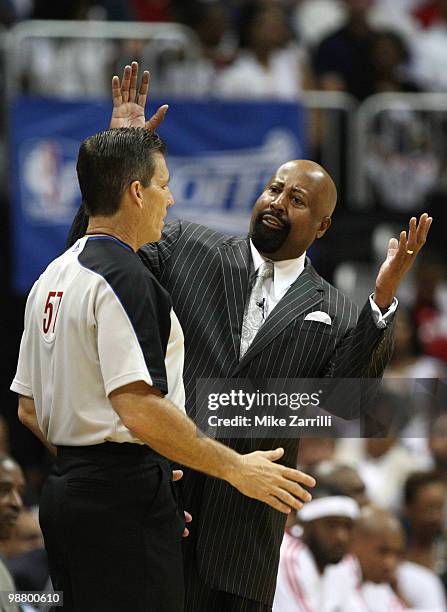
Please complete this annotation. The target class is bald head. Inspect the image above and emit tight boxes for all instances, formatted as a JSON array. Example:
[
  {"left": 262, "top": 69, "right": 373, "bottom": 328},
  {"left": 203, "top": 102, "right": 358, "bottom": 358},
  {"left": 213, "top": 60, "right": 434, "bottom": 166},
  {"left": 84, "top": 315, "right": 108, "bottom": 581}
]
[
  {"left": 355, "top": 506, "right": 402, "bottom": 539},
  {"left": 250, "top": 159, "right": 337, "bottom": 260},
  {"left": 278, "top": 160, "right": 337, "bottom": 216},
  {"left": 352, "top": 506, "right": 404, "bottom": 584}
]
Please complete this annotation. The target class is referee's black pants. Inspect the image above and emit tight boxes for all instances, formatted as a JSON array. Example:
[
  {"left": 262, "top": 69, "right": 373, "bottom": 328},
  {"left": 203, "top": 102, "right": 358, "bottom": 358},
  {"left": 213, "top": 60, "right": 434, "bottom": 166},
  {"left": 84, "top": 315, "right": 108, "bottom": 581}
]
[{"left": 39, "top": 442, "right": 185, "bottom": 612}]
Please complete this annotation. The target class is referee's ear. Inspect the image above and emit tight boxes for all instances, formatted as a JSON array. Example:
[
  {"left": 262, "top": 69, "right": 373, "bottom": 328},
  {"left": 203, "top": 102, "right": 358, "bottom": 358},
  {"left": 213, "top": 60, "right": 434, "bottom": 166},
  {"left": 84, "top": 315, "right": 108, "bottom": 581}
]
[{"left": 129, "top": 180, "right": 144, "bottom": 210}]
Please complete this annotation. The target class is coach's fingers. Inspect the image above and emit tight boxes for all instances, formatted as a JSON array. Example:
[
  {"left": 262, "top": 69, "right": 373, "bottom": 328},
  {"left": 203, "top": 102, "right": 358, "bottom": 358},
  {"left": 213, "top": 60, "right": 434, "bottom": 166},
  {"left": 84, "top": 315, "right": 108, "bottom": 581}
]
[
  {"left": 121, "top": 64, "right": 131, "bottom": 103},
  {"left": 137, "top": 70, "right": 150, "bottom": 108}
]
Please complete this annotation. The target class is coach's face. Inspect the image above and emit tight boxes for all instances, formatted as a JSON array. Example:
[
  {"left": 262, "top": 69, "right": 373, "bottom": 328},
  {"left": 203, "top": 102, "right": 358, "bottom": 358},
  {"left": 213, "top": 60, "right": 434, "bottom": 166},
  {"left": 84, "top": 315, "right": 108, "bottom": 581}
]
[
  {"left": 0, "top": 458, "right": 24, "bottom": 540},
  {"left": 140, "top": 152, "right": 174, "bottom": 243},
  {"left": 249, "top": 160, "right": 336, "bottom": 261}
]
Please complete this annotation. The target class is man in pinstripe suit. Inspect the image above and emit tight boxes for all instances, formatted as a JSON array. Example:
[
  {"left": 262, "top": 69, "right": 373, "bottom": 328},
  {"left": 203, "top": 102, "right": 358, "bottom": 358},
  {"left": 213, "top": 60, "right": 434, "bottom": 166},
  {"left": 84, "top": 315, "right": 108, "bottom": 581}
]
[{"left": 67, "top": 63, "right": 432, "bottom": 611}]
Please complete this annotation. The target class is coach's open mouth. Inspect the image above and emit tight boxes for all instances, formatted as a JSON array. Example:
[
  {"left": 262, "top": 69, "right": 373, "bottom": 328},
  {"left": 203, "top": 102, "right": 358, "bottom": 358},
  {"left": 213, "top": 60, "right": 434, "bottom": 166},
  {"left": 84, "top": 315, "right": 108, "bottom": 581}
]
[{"left": 262, "top": 214, "right": 285, "bottom": 230}]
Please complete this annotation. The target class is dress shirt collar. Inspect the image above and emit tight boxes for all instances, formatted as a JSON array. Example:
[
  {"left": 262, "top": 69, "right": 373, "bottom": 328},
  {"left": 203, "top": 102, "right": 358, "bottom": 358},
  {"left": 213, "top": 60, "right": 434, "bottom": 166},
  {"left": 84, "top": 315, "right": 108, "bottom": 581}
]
[{"left": 249, "top": 240, "right": 306, "bottom": 298}]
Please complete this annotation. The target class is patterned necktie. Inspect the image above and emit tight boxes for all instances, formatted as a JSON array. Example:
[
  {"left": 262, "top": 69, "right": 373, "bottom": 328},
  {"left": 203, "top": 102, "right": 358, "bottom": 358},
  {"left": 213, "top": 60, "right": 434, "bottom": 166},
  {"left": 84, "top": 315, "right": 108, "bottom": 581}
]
[{"left": 239, "top": 261, "right": 274, "bottom": 358}]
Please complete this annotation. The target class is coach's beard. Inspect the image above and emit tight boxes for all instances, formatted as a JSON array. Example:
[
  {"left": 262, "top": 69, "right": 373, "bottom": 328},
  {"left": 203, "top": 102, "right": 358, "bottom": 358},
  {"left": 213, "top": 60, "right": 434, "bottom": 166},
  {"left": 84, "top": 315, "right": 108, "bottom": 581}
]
[{"left": 250, "top": 210, "right": 291, "bottom": 254}]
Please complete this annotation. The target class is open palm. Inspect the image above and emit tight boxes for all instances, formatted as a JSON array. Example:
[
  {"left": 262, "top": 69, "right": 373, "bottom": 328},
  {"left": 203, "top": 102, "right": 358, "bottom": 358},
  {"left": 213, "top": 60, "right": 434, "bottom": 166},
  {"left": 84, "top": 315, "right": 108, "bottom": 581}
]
[
  {"left": 374, "top": 213, "right": 433, "bottom": 306},
  {"left": 109, "top": 61, "right": 168, "bottom": 131}
]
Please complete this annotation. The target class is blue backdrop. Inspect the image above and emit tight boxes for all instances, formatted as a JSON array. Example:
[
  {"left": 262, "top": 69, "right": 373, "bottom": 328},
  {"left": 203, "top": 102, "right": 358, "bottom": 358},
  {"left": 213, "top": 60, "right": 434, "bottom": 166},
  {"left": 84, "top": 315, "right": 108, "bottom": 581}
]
[{"left": 10, "top": 96, "right": 306, "bottom": 293}]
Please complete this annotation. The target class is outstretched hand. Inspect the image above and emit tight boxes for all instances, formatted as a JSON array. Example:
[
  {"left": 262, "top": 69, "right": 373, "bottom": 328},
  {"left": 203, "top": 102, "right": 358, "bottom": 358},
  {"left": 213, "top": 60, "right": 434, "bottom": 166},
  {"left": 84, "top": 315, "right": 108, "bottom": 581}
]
[
  {"left": 374, "top": 213, "right": 433, "bottom": 308},
  {"left": 110, "top": 61, "right": 168, "bottom": 131}
]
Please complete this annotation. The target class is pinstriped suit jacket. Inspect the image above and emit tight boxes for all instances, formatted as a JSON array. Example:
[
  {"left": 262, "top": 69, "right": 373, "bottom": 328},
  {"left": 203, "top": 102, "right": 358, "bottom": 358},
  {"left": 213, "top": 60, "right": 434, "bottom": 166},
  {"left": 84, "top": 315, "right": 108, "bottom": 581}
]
[{"left": 139, "top": 220, "right": 393, "bottom": 607}]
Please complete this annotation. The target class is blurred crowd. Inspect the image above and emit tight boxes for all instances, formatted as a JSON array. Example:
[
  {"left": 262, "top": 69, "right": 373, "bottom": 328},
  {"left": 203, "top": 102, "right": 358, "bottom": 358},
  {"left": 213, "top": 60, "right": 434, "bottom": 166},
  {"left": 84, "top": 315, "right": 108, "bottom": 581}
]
[{"left": 5, "top": 0, "right": 447, "bottom": 98}]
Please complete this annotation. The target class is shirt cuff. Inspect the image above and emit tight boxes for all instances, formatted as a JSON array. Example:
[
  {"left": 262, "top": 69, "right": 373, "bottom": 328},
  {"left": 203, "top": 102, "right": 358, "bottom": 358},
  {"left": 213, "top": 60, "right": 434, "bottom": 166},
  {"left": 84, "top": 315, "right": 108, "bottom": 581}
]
[{"left": 369, "top": 294, "right": 398, "bottom": 329}]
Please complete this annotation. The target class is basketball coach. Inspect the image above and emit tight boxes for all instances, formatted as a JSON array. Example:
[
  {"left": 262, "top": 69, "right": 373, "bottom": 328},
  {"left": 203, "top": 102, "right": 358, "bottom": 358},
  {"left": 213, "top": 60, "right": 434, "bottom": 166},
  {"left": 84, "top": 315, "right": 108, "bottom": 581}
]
[{"left": 67, "top": 63, "right": 432, "bottom": 612}]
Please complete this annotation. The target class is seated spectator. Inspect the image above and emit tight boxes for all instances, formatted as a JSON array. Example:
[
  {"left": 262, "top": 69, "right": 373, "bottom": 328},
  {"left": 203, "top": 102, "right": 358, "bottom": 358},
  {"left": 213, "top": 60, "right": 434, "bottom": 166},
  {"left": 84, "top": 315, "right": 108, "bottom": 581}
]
[
  {"left": 410, "top": 254, "right": 447, "bottom": 364},
  {"left": 273, "top": 487, "right": 360, "bottom": 611},
  {"left": 428, "top": 413, "right": 447, "bottom": 482},
  {"left": 313, "top": 0, "right": 377, "bottom": 100},
  {"left": 292, "top": 0, "right": 345, "bottom": 48},
  {"left": 336, "top": 415, "right": 426, "bottom": 510},
  {"left": 385, "top": 307, "right": 446, "bottom": 380},
  {"left": 25, "top": 1, "right": 116, "bottom": 97},
  {"left": 162, "top": 0, "right": 236, "bottom": 96},
  {"left": 216, "top": 2, "right": 313, "bottom": 99},
  {"left": 368, "top": 29, "right": 421, "bottom": 93},
  {"left": 403, "top": 471, "right": 447, "bottom": 574},
  {"left": 0, "top": 453, "right": 25, "bottom": 612},
  {"left": 336, "top": 506, "right": 408, "bottom": 610},
  {"left": 297, "top": 437, "right": 336, "bottom": 472},
  {"left": 2, "top": 508, "right": 49, "bottom": 592},
  {"left": 2, "top": 508, "right": 44, "bottom": 559},
  {"left": 397, "top": 558, "right": 447, "bottom": 611},
  {"left": 314, "top": 462, "right": 369, "bottom": 507},
  {"left": 412, "top": 0, "right": 447, "bottom": 91}
]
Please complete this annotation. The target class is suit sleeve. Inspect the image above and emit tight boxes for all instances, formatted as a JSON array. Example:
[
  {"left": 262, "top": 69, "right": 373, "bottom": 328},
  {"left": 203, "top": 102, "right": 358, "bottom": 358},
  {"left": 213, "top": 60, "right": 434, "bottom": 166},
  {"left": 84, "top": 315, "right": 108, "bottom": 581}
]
[
  {"left": 138, "top": 219, "right": 183, "bottom": 279},
  {"left": 321, "top": 300, "right": 395, "bottom": 423},
  {"left": 324, "top": 300, "right": 394, "bottom": 379}
]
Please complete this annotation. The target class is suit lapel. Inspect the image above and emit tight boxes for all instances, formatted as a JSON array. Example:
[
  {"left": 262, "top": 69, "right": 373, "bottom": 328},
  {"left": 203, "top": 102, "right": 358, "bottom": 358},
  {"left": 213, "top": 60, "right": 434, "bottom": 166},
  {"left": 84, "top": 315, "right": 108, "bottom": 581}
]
[
  {"left": 232, "top": 259, "right": 324, "bottom": 375},
  {"left": 218, "top": 238, "right": 251, "bottom": 360}
]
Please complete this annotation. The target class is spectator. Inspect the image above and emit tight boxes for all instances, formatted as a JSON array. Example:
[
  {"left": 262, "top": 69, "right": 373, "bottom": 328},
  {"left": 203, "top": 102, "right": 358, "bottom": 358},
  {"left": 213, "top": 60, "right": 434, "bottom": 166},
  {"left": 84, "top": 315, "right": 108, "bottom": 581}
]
[
  {"left": 1, "top": 509, "right": 44, "bottom": 559},
  {"left": 368, "top": 29, "right": 421, "bottom": 93},
  {"left": 336, "top": 411, "right": 426, "bottom": 510},
  {"left": 292, "top": 0, "right": 345, "bottom": 48},
  {"left": 336, "top": 506, "right": 408, "bottom": 609},
  {"left": 314, "top": 462, "right": 369, "bottom": 507},
  {"left": 385, "top": 307, "right": 446, "bottom": 379},
  {"left": 0, "top": 453, "right": 24, "bottom": 612},
  {"left": 216, "top": 2, "right": 313, "bottom": 99},
  {"left": 26, "top": 0, "right": 116, "bottom": 97},
  {"left": 129, "top": 0, "right": 173, "bottom": 22},
  {"left": 411, "top": 254, "right": 447, "bottom": 364},
  {"left": 273, "top": 488, "right": 360, "bottom": 611},
  {"left": 162, "top": 0, "right": 236, "bottom": 96},
  {"left": 412, "top": 0, "right": 447, "bottom": 91},
  {"left": 403, "top": 471, "right": 447, "bottom": 574},
  {"left": 428, "top": 413, "right": 447, "bottom": 482},
  {"left": 297, "top": 437, "right": 336, "bottom": 471},
  {"left": 313, "top": 0, "right": 377, "bottom": 100}
]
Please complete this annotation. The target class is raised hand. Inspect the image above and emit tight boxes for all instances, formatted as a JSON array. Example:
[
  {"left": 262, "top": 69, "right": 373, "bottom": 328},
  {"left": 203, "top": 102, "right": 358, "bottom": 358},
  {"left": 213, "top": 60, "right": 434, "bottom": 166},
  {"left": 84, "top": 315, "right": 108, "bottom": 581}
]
[
  {"left": 109, "top": 61, "right": 168, "bottom": 131},
  {"left": 374, "top": 213, "right": 433, "bottom": 308}
]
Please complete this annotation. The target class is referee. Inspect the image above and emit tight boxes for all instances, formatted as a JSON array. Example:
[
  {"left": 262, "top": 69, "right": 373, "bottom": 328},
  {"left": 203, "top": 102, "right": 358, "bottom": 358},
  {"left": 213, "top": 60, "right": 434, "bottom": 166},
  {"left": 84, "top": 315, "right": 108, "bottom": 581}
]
[{"left": 10, "top": 128, "right": 315, "bottom": 612}]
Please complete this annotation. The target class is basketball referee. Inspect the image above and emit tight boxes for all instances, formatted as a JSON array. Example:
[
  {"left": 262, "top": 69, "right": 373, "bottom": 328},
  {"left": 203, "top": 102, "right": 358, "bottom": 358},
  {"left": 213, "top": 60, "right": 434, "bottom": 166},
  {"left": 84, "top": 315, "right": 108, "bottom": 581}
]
[{"left": 10, "top": 128, "right": 315, "bottom": 612}]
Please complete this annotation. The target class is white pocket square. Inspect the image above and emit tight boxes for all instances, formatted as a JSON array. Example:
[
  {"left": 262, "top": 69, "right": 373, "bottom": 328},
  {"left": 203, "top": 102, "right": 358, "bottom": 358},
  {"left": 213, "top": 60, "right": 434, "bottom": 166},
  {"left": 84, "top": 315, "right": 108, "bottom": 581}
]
[{"left": 304, "top": 311, "right": 332, "bottom": 325}]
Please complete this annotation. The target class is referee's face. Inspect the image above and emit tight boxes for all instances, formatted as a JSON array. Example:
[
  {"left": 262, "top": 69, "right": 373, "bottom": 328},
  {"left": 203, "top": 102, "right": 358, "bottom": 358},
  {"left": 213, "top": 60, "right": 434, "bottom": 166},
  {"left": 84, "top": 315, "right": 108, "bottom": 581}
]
[
  {"left": 140, "top": 152, "right": 174, "bottom": 243},
  {"left": 0, "top": 458, "right": 24, "bottom": 540}
]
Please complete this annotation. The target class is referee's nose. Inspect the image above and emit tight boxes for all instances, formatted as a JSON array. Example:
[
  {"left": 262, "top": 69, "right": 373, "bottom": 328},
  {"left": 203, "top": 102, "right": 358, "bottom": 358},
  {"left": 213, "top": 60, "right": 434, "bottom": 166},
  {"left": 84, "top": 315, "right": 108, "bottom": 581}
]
[{"left": 167, "top": 188, "right": 175, "bottom": 209}]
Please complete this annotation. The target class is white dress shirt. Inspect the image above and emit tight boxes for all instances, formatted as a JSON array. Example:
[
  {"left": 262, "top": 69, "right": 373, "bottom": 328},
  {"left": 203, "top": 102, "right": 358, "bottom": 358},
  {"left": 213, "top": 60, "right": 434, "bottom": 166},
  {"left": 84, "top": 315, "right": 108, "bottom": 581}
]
[{"left": 249, "top": 241, "right": 398, "bottom": 327}]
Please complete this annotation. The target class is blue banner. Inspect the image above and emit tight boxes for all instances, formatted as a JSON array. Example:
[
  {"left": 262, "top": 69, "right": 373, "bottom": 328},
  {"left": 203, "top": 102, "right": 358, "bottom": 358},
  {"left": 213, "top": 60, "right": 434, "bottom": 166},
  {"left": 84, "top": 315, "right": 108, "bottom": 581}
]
[{"left": 10, "top": 96, "right": 306, "bottom": 293}]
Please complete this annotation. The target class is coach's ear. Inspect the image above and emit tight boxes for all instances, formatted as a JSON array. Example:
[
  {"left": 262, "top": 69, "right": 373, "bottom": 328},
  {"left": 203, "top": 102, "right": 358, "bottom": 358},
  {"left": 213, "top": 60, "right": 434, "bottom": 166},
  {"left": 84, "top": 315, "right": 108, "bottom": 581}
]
[
  {"left": 316, "top": 216, "right": 332, "bottom": 239},
  {"left": 129, "top": 180, "right": 144, "bottom": 209}
]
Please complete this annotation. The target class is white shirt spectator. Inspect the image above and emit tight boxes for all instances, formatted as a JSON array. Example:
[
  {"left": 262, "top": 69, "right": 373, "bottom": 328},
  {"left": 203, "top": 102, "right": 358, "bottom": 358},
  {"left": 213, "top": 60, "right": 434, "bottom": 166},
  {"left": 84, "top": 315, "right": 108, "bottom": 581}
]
[
  {"left": 397, "top": 560, "right": 447, "bottom": 611},
  {"left": 412, "top": 22, "right": 447, "bottom": 91},
  {"left": 216, "top": 45, "right": 308, "bottom": 100}
]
